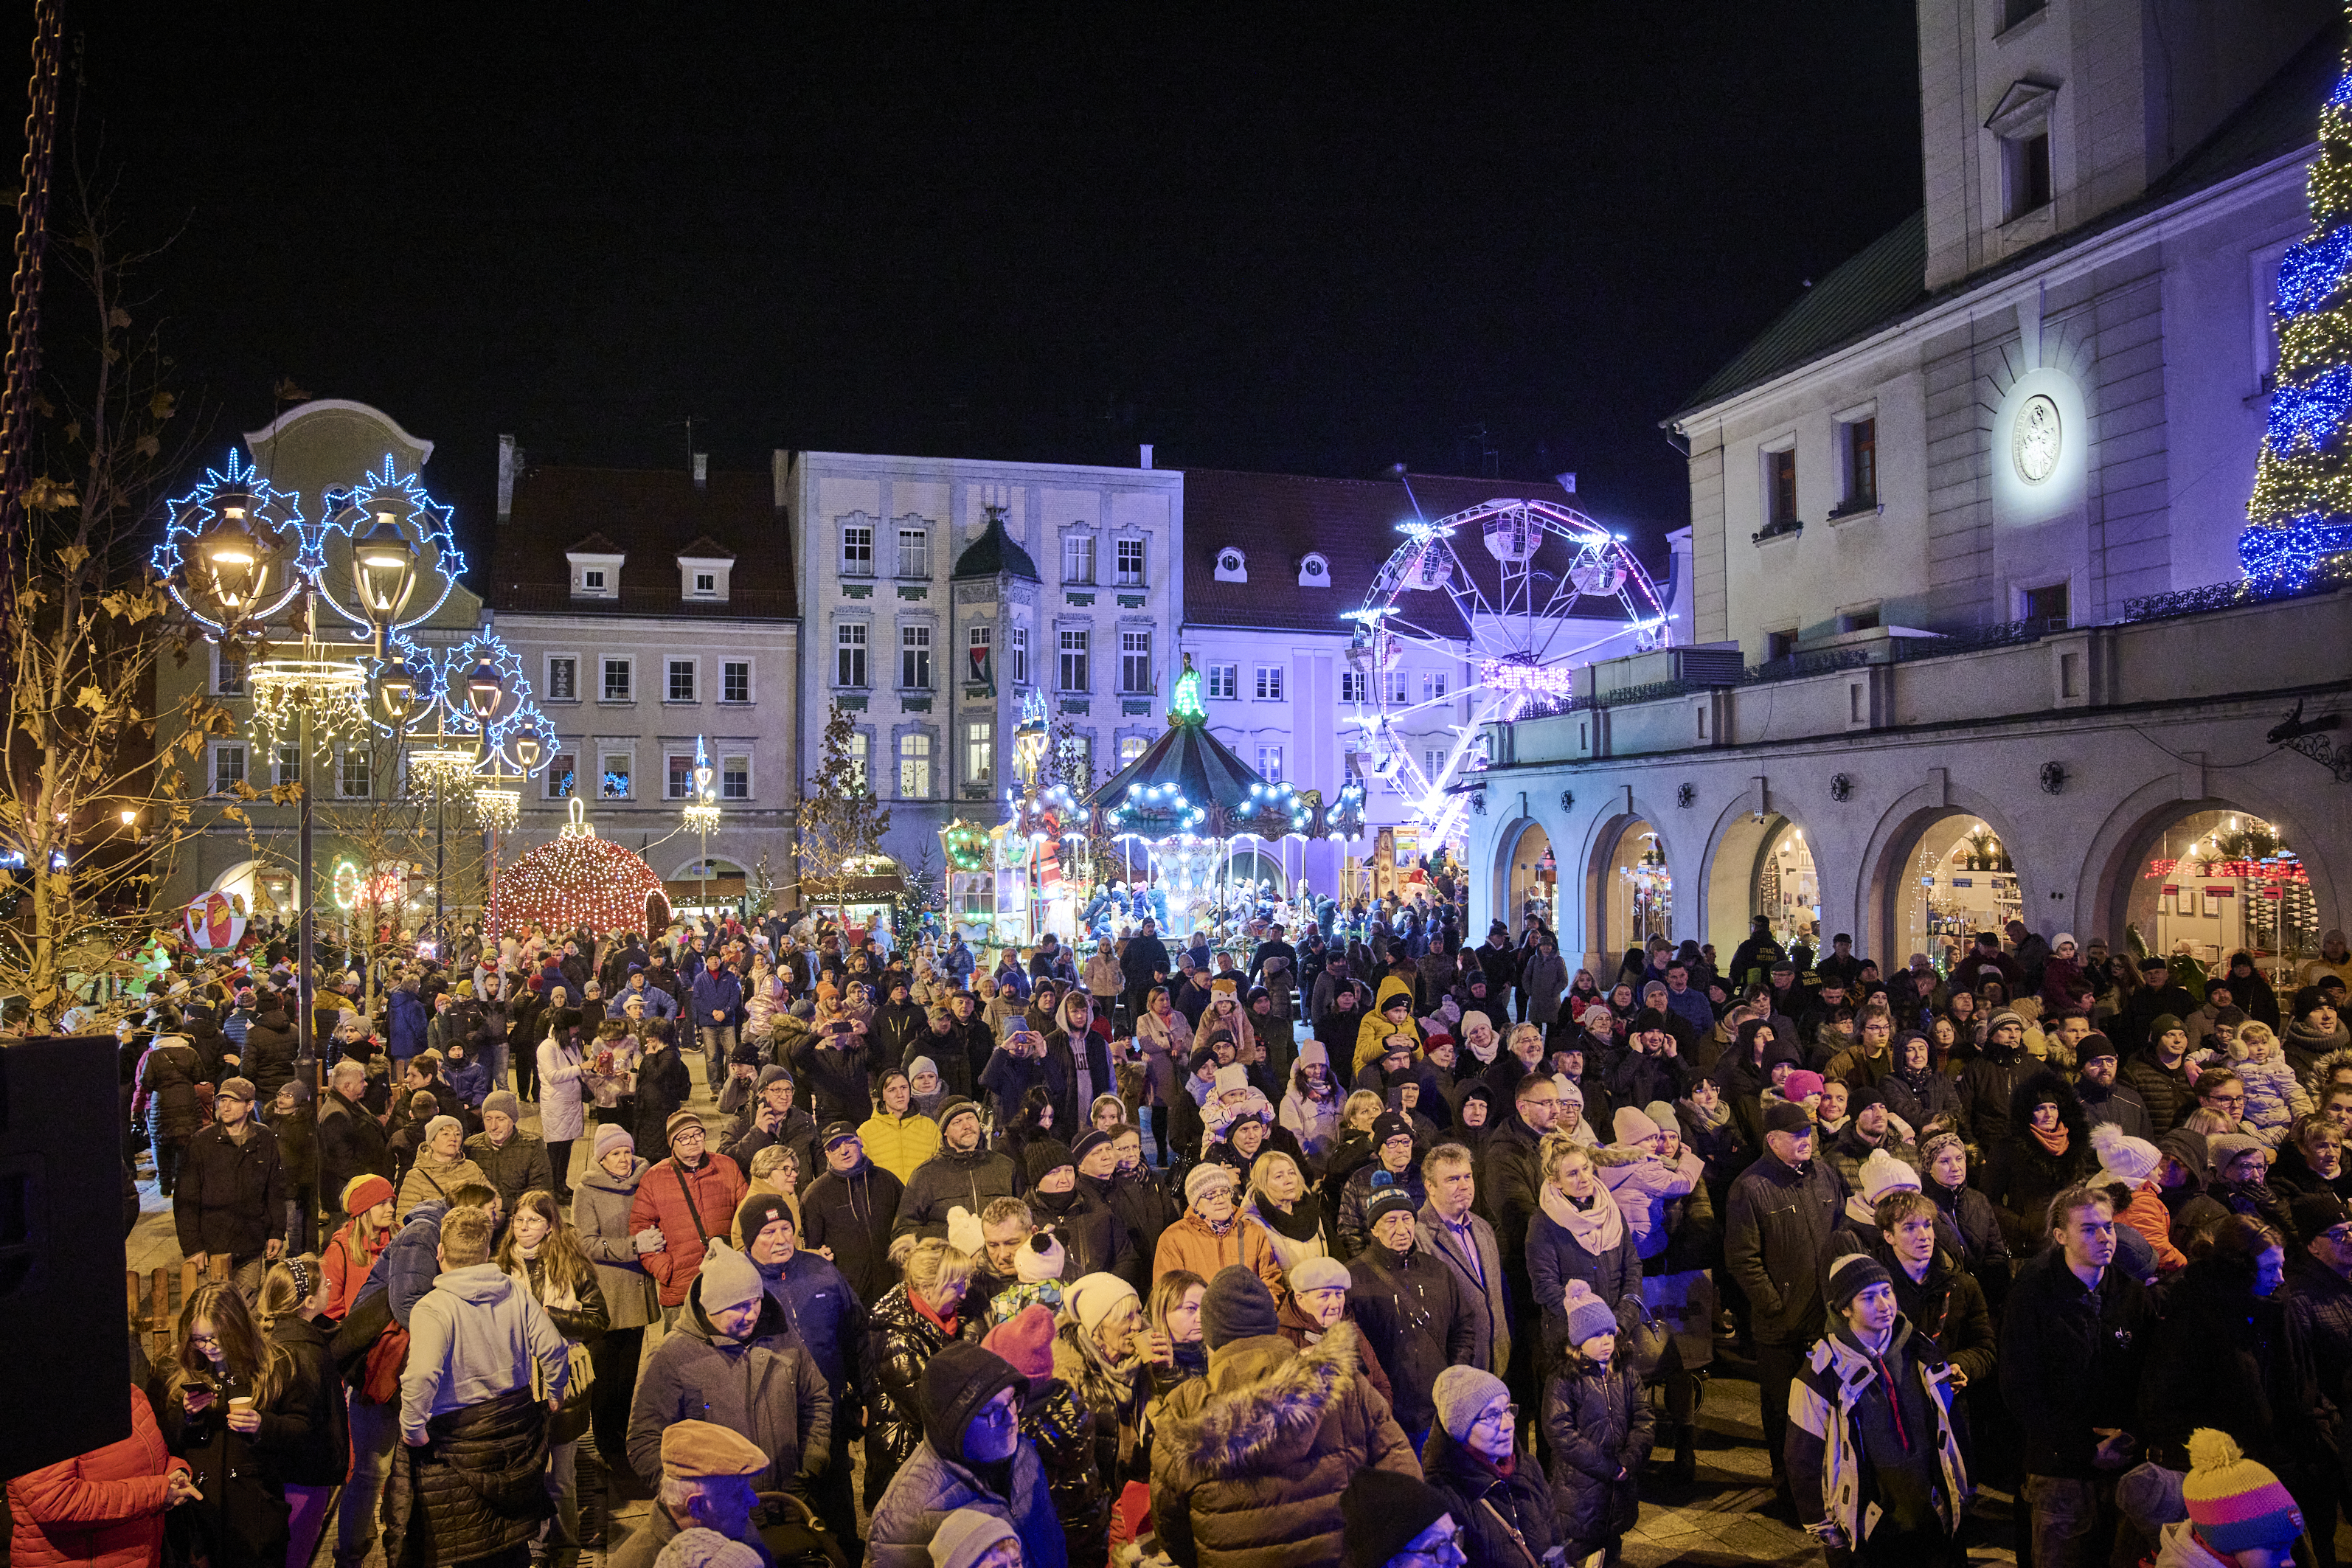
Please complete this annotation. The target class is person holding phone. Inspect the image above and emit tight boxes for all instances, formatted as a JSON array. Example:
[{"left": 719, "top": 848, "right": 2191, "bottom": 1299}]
[{"left": 148, "top": 1281, "right": 291, "bottom": 1567}]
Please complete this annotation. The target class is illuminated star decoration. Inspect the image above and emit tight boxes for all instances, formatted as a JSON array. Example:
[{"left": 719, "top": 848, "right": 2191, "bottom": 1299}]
[
  {"left": 151, "top": 448, "right": 312, "bottom": 634},
  {"left": 2245, "top": 24, "right": 2352, "bottom": 588},
  {"left": 319, "top": 454, "right": 467, "bottom": 636}
]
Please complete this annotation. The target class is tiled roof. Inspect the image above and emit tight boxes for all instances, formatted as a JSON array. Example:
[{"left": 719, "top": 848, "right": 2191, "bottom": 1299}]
[
  {"left": 674, "top": 534, "right": 737, "bottom": 561},
  {"left": 1673, "top": 18, "right": 2339, "bottom": 420},
  {"left": 491, "top": 465, "right": 794, "bottom": 620},
  {"left": 1179, "top": 468, "right": 1599, "bottom": 635}
]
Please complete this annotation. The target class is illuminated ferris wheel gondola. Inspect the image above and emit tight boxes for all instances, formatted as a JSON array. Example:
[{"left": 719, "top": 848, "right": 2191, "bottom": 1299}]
[{"left": 1348, "top": 497, "right": 1671, "bottom": 847}]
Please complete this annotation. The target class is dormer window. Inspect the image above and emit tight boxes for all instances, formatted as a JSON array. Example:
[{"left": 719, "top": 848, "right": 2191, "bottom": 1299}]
[
  {"left": 1214, "top": 547, "right": 1246, "bottom": 583},
  {"left": 1985, "top": 77, "right": 2059, "bottom": 223},
  {"left": 676, "top": 538, "right": 735, "bottom": 603},
  {"left": 566, "top": 537, "right": 625, "bottom": 600},
  {"left": 1298, "top": 552, "right": 1330, "bottom": 588}
]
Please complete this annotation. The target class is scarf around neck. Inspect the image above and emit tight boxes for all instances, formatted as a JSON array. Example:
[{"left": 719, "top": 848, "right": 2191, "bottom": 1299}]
[
  {"left": 1538, "top": 1181, "right": 1626, "bottom": 1254},
  {"left": 2029, "top": 1120, "right": 2071, "bottom": 1156},
  {"left": 1255, "top": 1189, "right": 1325, "bottom": 1244}
]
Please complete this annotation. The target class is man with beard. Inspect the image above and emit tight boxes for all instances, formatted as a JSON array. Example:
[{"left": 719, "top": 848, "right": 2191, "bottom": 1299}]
[{"left": 892, "top": 1098, "right": 1019, "bottom": 1241}]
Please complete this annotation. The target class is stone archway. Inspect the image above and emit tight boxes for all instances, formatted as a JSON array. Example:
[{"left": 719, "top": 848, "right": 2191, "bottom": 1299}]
[
  {"left": 1704, "top": 810, "right": 1822, "bottom": 964},
  {"left": 1493, "top": 819, "right": 1557, "bottom": 936},
  {"left": 1856, "top": 785, "right": 2032, "bottom": 972}
]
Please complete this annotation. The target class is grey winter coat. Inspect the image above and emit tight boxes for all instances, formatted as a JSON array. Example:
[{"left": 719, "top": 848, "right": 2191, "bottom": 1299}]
[
  {"left": 625, "top": 1275, "right": 833, "bottom": 1493},
  {"left": 572, "top": 1156, "right": 660, "bottom": 1330},
  {"left": 1518, "top": 951, "right": 1571, "bottom": 1026}
]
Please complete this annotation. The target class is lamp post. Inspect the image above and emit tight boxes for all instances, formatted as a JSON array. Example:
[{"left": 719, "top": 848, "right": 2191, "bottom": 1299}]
[{"left": 684, "top": 735, "right": 721, "bottom": 917}]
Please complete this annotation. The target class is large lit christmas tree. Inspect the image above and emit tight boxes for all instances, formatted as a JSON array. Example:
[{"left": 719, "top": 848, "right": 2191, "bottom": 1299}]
[{"left": 2245, "top": 25, "right": 2352, "bottom": 587}]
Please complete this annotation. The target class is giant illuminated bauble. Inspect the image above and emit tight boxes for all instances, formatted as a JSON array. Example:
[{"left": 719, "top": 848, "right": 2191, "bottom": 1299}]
[{"left": 491, "top": 813, "right": 665, "bottom": 937}]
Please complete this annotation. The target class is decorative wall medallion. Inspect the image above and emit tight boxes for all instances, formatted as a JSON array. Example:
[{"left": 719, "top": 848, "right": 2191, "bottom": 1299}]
[
  {"left": 1829, "top": 772, "right": 1854, "bottom": 802},
  {"left": 2039, "top": 760, "right": 2067, "bottom": 795},
  {"left": 2013, "top": 394, "right": 2061, "bottom": 483},
  {"left": 1560, "top": 789, "right": 1575, "bottom": 812},
  {"left": 1676, "top": 783, "right": 1696, "bottom": 808}
]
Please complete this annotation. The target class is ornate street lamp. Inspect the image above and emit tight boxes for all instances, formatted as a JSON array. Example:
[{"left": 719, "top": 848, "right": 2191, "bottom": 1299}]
[{"left": 353, "top": 510, "right": 417, "bottom": 656}]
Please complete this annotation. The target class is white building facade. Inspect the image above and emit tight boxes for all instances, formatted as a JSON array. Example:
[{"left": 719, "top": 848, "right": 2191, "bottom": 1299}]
[
  {"left": 786, "top": 450, "right": 1185, "bottom": 879},
  {"left": 486, "top": 444, "right": 800, "bottom": 909},
  {"left": 1466, "top": 0, "right": 2352, "bottom": 977}
]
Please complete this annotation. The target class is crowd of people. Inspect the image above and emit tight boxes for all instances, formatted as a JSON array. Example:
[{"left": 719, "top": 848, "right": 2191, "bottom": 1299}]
[{"left": 18, "top": 902, "right": 2352, "bottom": 1568}]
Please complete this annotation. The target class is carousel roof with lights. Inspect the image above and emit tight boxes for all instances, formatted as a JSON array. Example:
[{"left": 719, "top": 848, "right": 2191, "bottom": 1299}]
[{"left": 1087, "top": 657, "right": 1308, "bottom": 840}]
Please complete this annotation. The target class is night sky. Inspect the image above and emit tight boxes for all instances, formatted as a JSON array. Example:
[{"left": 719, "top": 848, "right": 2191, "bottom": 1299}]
[{"left": 44, "top": 5, "right": 1921, "bottom": 576}]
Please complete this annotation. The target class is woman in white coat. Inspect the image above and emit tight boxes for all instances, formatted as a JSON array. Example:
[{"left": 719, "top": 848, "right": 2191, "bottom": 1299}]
[{"left": 537, "top": 1005, "right": 588, "bottom": 1201}]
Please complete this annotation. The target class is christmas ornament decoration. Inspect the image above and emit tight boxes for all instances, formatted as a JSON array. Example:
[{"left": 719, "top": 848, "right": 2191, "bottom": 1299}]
[{"left": 490, "top": 797, "right": 664, "bottom": 937}]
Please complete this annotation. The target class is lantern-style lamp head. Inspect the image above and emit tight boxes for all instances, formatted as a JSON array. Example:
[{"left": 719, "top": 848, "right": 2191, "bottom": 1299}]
[
  {"left": 515, "top": 734, "right": 542, "bottom": 769},
  {"left": 466, "top": 654, "right": 502, "bottom": 721},
  {"left": 378, "top": 656, "right": 417, "bottom": 720},
  {"left": 195, "top": 491, "right": 273, "bottom": 625},
  {"left": 353, "top": 511, "right": 417, "bottom": 651}
]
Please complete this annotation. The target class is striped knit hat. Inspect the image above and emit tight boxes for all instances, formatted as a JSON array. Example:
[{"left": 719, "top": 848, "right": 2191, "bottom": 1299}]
[{"left": 2182, "top": 1427, "right": 2304, "bottom": 1554}]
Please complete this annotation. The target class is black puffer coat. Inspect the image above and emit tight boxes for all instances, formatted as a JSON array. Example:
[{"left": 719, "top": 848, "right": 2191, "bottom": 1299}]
[
  {"left": 1419, "top": 1422, "right": 1558, "bottom": 1568},
  {"left": 139, "top": 1038, "right": 207, "bottom": 1143},
  {"left": 240, "top": 1008, "right": 300, "bottom": 1104},
  {"left": 891, "top": 1123, "right": 1020, "bottom": 1241},
  {"left": 866, "top": 1281, "right": 960, "bottom": 1488},
  {"left": 1956, "top": 1040, "right": 2036, "bottom": 1150},
  {"left": 385, "top": 1384, "right": 550, "bottom": 1568},
  {"left": 1982, "top": 1069, "right": 2095, "bottom": 1250},
  {"left": 254, "top": 1314, "right": 348, "bottom": 1486},
  {"left": 1541, "top": 1351, "right": 1654, "bottom": 1553},
  {"left": 2139, "top": 1252, "right": 2324, "bottom": 1471}
]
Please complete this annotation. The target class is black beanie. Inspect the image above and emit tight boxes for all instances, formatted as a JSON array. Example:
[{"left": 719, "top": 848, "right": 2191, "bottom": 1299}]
[
  {"left": 1342, "top": 1468, "right": 1454, "bottom": 1568},
  {"left": 1024, "top": 1139, "right": 1075, "bottom": 1187},
  {"left": 1200, "top": 1263, "right": 1280, "bottom": 1350},
  {"left": 917, "top": 1342, "right": 1028, "bottom": 1463}
]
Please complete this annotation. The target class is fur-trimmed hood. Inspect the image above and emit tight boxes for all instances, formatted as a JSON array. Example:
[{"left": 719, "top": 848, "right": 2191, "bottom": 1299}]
[
  {"left": 2008, "top": 1066, "right": 2090, "bottom": 1150},
  {"left": 1159, "top": 1323, "right": 1363, "bottom": 1483},
  {"left": 2305, "top": 1048, "right": 2352, "bottom": 1109}
]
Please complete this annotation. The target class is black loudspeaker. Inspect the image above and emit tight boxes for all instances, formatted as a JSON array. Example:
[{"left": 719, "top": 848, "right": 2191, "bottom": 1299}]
[{"left": 0, "top": 1033, "right": 131, "bottom": 1477}]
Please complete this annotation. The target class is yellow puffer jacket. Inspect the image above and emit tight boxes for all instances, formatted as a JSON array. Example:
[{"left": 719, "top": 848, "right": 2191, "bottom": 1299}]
[
  {"left": 1353, "top": 975, "right": 1424, "bottom": 1075},
  {"left": 858, "top": 1109, "right": 943, "bottom": 1184}
]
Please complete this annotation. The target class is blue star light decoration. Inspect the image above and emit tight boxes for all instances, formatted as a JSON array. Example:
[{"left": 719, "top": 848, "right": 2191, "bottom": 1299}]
[
  {"left": 320, "top": 454, "right": 467, "bottom": 636},
  {"left": 152, "top": 448, "right": 314, "bottom": 633}
]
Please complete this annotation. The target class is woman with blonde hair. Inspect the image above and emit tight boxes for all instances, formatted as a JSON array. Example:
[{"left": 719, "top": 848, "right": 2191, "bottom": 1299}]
[
  {"left": 496, "top": 1190, "right": 608, "bottom": 1564},
  {"left": 147, "top": 1280, "right": 289, "bottom": 1567},
  {"left": 867, "top": 1237, "right": 975, "bottom": 1507},
  {"left": 252, "top": 1255, "right": 344, "bottom": 1564},
  {"left": 1137, "top": 985, "right": 1193, "bottom": 1166},
  {"left": 1525, "top": 1134, "right": 1637, "bottom": 1367},
  {"left": 1243, "top": 1148, "right": 1329, "bottom": 1271},
  {"left": 1317, "top": 1088, "right": 1390, "bottom": 1213},
  {"left": 733, "top": 1143, "right": 804, "bottom": 1242},
  {"left": 395, "top": 1114, "right": 490, "bottom": 1221},
  {"left": 324, "top": 1173, "right": 397, "bottom": 1319}
]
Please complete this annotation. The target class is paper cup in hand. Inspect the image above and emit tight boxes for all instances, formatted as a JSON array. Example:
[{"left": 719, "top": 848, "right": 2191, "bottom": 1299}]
[{"left": 228, "top": 1396, "right": 254, "bottom": 1414}]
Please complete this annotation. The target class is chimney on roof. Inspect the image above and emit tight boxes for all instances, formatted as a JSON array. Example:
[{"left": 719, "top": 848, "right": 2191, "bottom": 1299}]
[
  {"left": 692, "top": 452, "right": 709, "bottom": 490},
  {"left": 1139, "top": 443, "right": 1154, "bottom": 471},
  {"left": 1555, "top": 471, "right": 1577, "bottom": 495},
  {"left": 496, "top": 434, "right": 521, "bottom": 524}
]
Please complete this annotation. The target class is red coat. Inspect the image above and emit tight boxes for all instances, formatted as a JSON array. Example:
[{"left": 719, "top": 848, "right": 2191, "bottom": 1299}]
[
  {"left": 628, "top": 1151, "right": 750, "bottom": 1305},
  {"left": 7, "top": 1387, "right": 187, "bottom": 1568}
]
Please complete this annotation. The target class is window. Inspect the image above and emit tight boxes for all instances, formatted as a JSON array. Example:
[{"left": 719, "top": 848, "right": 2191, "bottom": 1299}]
[
  {"left": 2005, "top": 130, "right": 2052, "bottom": 221},
  {"left": 966, "top": 721, "right": 993, "bottom": 783},
  {"left": 898, "top": 528, "right": 929, "bottom": 579},
  {"left": 693, "top": 571, "right": 717, "bottom": 596},
  {"left": 722, "top": 660, "right": 751, "bottom": 703},
  {"left": 1059, "top": 628, "right": 1089, "bottom": 692},
  {"left": 1060, "top": 732, "right": 1092, "bottom": 779},
  {"left": 600, "top": 752, "right": 632, "bottom": 799},
  {"left": 667, "top": 659, "right": 696, "bottom": 703},
  {"left": 1423, "top": 747, "right": 1447, "bottom": 782},
  {"left": 544, "top": 751, "right": 577, "bottom": 799},
  {"left": 1844, "top": 418, "right": 1878, "bottom": 509},
  {"left": 1009, "top": 625, "right": 1028, "bottom": 686},
  {"left": 1298, "top": 552, "right": 1330, "bottom": 588},
  {"left": 968, "top": 624, "right": 992, "bottom": 685},
  {"left": 582, "top": 569, "right": 606, "bottom": 592},
  {"left": 2002, "top": 0, "right": 2046, "bottom": 30},
  {"left": 721, "top": 753, "right": 750, "bottom": 801},
  {"left": 547, "top": 656, "right": 577, "bottom": 701},
  {"left": 1120, "top": 630, "right": 1152, "bottom": 695},
  {"left": 274, "top": 744, "right": 300, "bottom": 788},
  {"left": 1422, "top": 672, "right": 1447, "bottom": 703},
  {"left": 1765, "top": 628, "right": 1800, "bottom": 662},
  {"left": 840, "top": 523, "right": 873, "bottom": 577},
  {"left": 339, "top": 746, "right": 372, "bottom": 799},
  {"left": 1114, "top": 538, "right": 1145, "bottom": 587},
  {"left": 836, "top": 623, "right": 868, "bottom": 687},
  {"left": 1766, "top": 448, "right": 1798, "bottom": 530},
  {"left": 846, "top": 731, "right": 869, "bottom": 791},
  {"left": 899, "top": 732, "right": 932, "bottom": 798},
  {"left": 1255, "top": 664, "right": 1284, "bottom": 701},
  {"left": 601, "top": 657, "right": 632, "bottom": 701},
  {"left": 1206, "top": 662, "right": 1238, "bottom": 700},
  {"left": 1341, "top": 670, "right": 1367, "bottom": 704},
  {"left": 1257, "top": 746, "right": 1283, "bottom": 780},
  {"left": 667, "top": 754, "right": 696, "bottom": 799},
  {"left": 1839, "top": 607, "right": 1881, "bottom": 634},
  {"left": 214, "top": 648, "right": 245, "bottom": 696},
  {"left": 1064, "top": 533, "right": 1095, "bottom": 585},
  {"left": 901, "top": 625, "right": 932, "bottom": 689},
  {"left": 1119, "top": 735, "right": 1147, "bottom": 766},
  {"left": 212, "top": 742, "right": 246, "bottom": 795},
  {"left": 2024, "top": 581, "right": 2070, "bottom": 631},
  {"left": 1386, "top": 671, "right": 1409, "bottom": 705}
]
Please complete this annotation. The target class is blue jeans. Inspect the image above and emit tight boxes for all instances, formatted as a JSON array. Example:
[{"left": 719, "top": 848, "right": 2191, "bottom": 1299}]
[
  {"left": 336, "top": 1392, "right": 400, "bottom": 1567},
  {"left": 697, "top": 1024, "right": 737, "bottom": 1090}
]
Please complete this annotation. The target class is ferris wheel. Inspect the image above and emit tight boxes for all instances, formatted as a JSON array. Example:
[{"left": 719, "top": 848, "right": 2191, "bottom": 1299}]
[{"left": 1347, "top": 497, "right": 1671, "bottom": 847}]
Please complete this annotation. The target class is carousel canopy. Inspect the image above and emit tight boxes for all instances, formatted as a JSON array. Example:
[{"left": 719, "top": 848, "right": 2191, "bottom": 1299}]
[{"left": 1088, "top": 657, "right": 1308, "bottom": 841}]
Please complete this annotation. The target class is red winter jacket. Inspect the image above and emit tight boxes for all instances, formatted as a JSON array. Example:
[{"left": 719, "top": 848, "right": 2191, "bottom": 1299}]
[
  {"left": 628, "top": 1152, "right": 750, "bottom": 1306},
  {"left": 7, "top": 1387, "right": 187, "bottom": 1568}
]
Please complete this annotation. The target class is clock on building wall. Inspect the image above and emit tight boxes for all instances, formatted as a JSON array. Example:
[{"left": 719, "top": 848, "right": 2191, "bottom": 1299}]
[{"left": 2012, "top": 394, "right": 2061, "bottom": 483}]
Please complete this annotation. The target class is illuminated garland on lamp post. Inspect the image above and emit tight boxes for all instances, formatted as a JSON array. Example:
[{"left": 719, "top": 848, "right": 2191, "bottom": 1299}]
[{"left": 2245, "top": 27, "right": 2352, "bottom": 589}]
